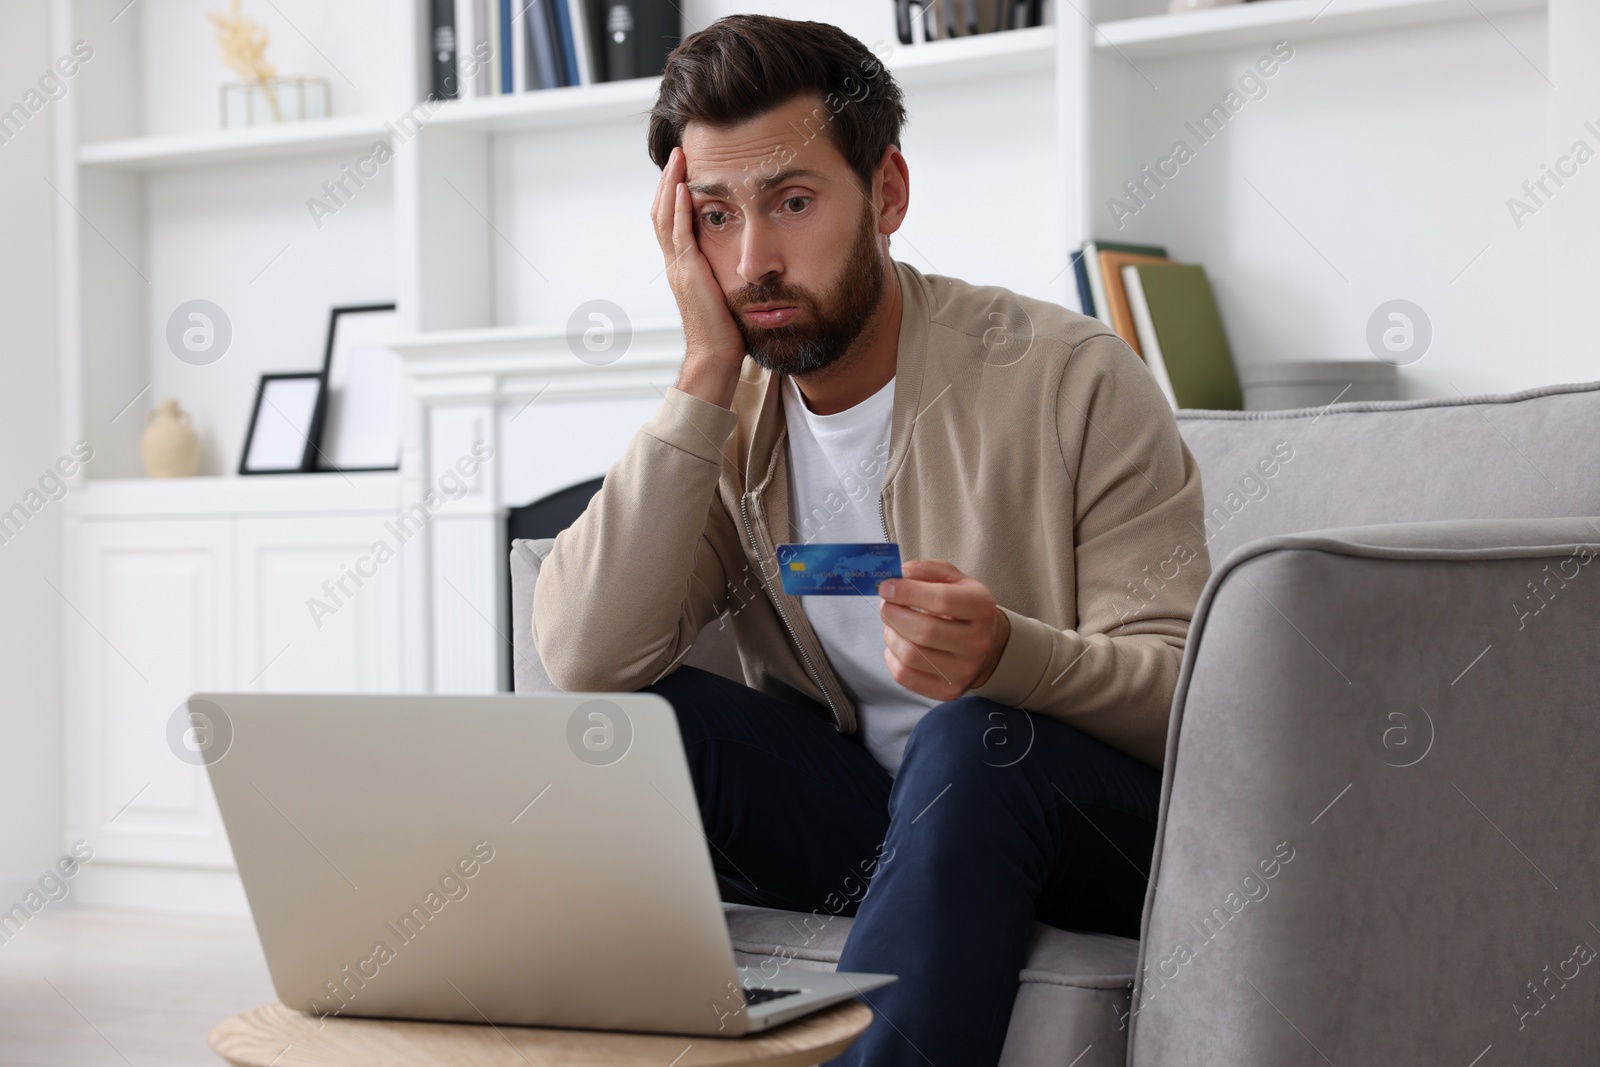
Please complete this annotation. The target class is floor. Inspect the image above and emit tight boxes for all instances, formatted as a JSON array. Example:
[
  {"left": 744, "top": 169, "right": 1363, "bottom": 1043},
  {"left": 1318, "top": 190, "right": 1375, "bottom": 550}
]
[{"left": 0, "top": 907, "right": 275, "bottom": 1066}]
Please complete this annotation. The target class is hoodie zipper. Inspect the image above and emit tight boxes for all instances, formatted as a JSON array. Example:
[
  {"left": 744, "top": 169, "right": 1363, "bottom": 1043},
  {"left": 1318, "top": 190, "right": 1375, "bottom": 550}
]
[{"left": 740, "top": 494, "right": 843, "bottom": 731}]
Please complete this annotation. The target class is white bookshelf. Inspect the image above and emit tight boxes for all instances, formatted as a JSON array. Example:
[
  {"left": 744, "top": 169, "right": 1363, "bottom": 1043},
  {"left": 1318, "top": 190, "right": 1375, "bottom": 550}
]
[
  {"left": 77, "top": 113, "right": 396, "bottom": 171},
  {"left": 60, "top": 0, "right": 1584, "bottom": 464},
  {"left": 424, "top": 76, "right": 662, "bottom": 135},
  {"left": 422, "top": 23, "right": 1058, "bottom": 137}
]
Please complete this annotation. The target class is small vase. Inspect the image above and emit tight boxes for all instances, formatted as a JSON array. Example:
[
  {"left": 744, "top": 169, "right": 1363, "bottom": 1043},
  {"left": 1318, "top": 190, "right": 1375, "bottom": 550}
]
[{"left": 141, "top": 399, "right": 201, "bottom": 478}]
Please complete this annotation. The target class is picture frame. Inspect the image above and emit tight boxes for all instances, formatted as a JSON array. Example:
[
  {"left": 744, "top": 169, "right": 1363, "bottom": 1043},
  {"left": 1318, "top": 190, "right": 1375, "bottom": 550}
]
[
  {"left": 316, "top": 303, "right": 403, "bottom": 473},
  {"left": 239, "top": 372, "right": 327, "bottom": 475}
]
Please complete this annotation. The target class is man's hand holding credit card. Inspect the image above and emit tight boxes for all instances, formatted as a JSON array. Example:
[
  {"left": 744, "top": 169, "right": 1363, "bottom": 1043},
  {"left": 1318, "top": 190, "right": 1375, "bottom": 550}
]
[
  {"left": 777, "top": 543, "right": 1011, "bottom": 700},
  {"left": 778, "top": 543, "right": 903, "bottom": 596}
]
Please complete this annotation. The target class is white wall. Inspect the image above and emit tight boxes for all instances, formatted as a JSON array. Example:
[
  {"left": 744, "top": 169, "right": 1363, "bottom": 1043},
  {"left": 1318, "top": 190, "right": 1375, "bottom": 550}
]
[{"left": 0, "top": 1, "right": 66, "bottom": 881}]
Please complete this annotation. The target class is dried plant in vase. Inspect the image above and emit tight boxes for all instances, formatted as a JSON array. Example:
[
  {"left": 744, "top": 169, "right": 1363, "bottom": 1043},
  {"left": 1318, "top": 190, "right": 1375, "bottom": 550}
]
[
  {"left": 207, "top": 0, "right": 329, "bottom": 127},
  {"left": 209, "top": 0, "right": 281, "bottom": 120}
]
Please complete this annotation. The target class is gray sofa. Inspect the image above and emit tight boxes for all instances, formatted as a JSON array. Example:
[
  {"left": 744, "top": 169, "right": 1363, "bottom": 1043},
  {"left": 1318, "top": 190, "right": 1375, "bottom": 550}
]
[{"left": 510, "top": 381, "right": 1600, "bottom": 1065}]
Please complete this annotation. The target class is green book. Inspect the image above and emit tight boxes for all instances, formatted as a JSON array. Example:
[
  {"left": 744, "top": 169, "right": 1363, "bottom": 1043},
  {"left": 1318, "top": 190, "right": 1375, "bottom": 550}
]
[{"left": 1122, "top": 262, "right": 1243, "bottom": 411}]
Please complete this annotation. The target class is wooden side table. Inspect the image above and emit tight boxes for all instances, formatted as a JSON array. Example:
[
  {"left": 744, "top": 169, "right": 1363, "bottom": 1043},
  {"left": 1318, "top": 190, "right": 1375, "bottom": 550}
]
[{"left": 210, "top": 1000, "right": 872, "bottom": 1066}]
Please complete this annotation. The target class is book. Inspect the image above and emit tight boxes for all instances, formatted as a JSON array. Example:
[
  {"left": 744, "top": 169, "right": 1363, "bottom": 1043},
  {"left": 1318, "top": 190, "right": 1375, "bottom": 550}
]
[
  {"left": 547, "top": 0, "right": 572, "bottom": 85},
  {"left": 1080, "top": 240, "right": 1166, "bottom": 329},
  {"left": 1070, "top": 248, "right": 1094, "bottom": 318},
  {"left": 1121, "top": 267, "right": 1177, "bottom": 407},
  {"left": 552, "top": 0, "right": 581, "bottom": 85},
  {"left": 514, "top": 0, "right": 530, "bottom": 91},
  {"left": 895, "top": 0, "right": 915, "bottom": 44},
  {"left": 525, "top": 0, "right": 562, "bottom": 89},
  {"left": 499, "top": 0, "right": 513, "bottom": 93},
  {"left": 485, "top": 0, "right": 501, "bottom": 94},
  {"left": 1122, "top": 263, "right": 1244, "bottom": 411},
  {"left": 564, "top": 0, "right": 595, "bottom": 85},
  {"left": 430, "top": 0, "right": 457, "bottom": 100},
  {"left": 454, "top": 0, "right": 491, "bottom": 96},
  {"left": 1098, "top": 249, "right": 1173, "bottom": 357},
  {"left": 975, "top": 0, "right": 1001, "bottom": 32}
]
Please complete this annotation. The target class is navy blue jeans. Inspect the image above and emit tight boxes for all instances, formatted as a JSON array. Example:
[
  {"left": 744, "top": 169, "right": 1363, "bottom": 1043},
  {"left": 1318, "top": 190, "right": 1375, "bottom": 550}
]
[{"left": 643, "top": 666, "right": 1162, "bottom": 1067}]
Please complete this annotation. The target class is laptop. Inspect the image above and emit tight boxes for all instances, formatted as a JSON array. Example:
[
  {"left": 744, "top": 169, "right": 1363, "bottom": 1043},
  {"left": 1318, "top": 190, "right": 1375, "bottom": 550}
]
[{"left": 192, "top": 691, "right": 895, "bottom": 1036}]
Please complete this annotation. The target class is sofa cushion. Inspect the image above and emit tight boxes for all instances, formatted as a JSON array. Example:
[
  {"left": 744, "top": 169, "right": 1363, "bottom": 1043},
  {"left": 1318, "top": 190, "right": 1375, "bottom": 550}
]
[
  {"left": 1175, "top": 381, "right": 1600, "bottom": 564},
  {"left": 724, "top": 904, "right": 1137, "bottom": 1066},
  {"left": 511, "top": 538, "right": 742, "bottom": 692}
]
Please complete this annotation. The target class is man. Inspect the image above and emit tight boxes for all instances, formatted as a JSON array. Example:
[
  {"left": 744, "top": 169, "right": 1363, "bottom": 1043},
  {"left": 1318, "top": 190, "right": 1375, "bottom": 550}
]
[{"left": 533, "top": 14, "right": 1209, "bottom": 1065}]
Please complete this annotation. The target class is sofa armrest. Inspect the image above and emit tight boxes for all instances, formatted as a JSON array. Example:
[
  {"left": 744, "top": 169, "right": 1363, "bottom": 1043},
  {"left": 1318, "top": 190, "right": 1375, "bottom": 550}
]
[
  {"left": 511, "top": 538, "right": 744, "bottom": 694},
  {"left": 510, "top": 539, "right": 561, "bottom": 693},
  {"left": 1129, "top": 518, "right": 1600, "bottom": 1065}
]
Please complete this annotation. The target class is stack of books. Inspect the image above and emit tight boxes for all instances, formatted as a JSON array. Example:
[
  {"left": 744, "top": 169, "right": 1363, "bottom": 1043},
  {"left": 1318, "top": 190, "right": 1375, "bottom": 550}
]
[
  {"left": 1070, "top": 240, "right": 1244, "bottom": 411},
  {"left": 896, "top": 0, "right": 1045, "bottom": 43},
  {"left": 429, "top": 0, "right": 678, "bottom": 99}
]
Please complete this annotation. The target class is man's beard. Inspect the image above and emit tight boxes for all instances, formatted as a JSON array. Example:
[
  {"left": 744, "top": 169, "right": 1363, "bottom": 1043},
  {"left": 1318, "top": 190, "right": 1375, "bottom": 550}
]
[{"left": 729, "top": 207, "right": 885, "bottom": 377}]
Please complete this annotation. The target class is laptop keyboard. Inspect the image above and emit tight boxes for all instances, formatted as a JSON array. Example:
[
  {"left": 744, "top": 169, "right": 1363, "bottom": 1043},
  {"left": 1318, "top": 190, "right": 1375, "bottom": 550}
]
[{"left": 743, "top": 986, "right": 803, "bottom": 1006}]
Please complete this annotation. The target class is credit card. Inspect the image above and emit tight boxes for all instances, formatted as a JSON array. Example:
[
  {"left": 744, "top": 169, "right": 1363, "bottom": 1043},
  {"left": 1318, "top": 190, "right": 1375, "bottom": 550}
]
[{"left": 777, "top": 542, "right": 903, "bottom": 596}]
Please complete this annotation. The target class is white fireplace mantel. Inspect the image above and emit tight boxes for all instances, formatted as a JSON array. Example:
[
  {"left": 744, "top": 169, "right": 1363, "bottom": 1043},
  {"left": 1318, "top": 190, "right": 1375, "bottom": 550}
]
[{"left": 390, "top": 322, "right": 687, "bottom": 694}]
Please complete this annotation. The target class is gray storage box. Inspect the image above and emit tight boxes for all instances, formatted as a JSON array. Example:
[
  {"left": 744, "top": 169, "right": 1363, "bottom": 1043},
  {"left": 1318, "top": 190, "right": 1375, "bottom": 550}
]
[{"left": 1238, "top": 360, "right": 1398, "bottom": 411}]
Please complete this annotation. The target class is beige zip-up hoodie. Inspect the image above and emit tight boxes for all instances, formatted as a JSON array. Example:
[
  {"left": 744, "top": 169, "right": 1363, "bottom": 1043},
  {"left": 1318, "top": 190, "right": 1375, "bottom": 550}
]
[{"left": 533, "top": 259, "right": 1210, "bottom": 767}]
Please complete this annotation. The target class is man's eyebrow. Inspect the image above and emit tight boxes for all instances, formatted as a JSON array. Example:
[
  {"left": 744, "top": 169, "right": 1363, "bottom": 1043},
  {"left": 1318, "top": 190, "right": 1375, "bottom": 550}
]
[
  {"left": 752, "top": 167, "right": 825, "bottom": 192},
  {"left": 686, "top": 178, "right": 735, "bottom": 197},
  {"left": 686, "top": 167, "right": 827, "bottom": 199}
]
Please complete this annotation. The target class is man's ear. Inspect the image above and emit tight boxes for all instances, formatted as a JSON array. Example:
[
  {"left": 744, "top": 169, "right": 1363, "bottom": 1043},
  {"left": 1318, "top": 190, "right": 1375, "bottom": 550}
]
[{"left": 874, "top": 145, "right": 909, "bottom": 236}]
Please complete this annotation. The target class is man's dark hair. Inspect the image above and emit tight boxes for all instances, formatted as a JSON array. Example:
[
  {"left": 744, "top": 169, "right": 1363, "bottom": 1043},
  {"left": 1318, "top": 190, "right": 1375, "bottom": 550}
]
[{"left": 647, "top": 15, "right": 907, "bottom": 194}]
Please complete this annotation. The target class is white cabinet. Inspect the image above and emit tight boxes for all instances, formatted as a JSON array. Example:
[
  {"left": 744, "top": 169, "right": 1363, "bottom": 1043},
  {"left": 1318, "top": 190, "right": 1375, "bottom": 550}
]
[
  {"left": 67, "top": 517, "right": 235, "bottom": 869},
  {"left": 63, "top": 475, "right": 413, "bottom": 907},
  {"left": 234, "top": 515, "right": 406, "bottom": 694}
]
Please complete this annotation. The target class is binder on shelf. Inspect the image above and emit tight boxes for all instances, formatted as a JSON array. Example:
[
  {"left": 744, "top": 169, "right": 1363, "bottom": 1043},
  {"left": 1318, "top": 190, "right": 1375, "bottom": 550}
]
[
  {"left": 605, "top": 1, "right": 637, "bottom": 79},
  {"left": 1122, "top": 262, "right": 1244, "bottom": 411},
  {"left": 430, "top": 0, "right": 457, "bottom": 100},
  {"left": 601, "top": 0, "right": 678, "bottom": 81}
]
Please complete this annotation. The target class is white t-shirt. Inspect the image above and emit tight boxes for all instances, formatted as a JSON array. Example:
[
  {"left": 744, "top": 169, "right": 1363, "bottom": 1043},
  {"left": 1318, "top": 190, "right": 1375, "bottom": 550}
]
[{"left": 782, "top": 374, "right": 937, "bottom": 774}]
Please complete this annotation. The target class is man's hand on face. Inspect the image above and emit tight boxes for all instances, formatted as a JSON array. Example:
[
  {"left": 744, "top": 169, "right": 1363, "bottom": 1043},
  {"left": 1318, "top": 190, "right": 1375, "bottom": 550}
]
[
  {"left": 878, "top": 560, "right": 1012, "bottom": 702},
  {"left": 652, "top": 145, "right": 746, "bottom": 410}
]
